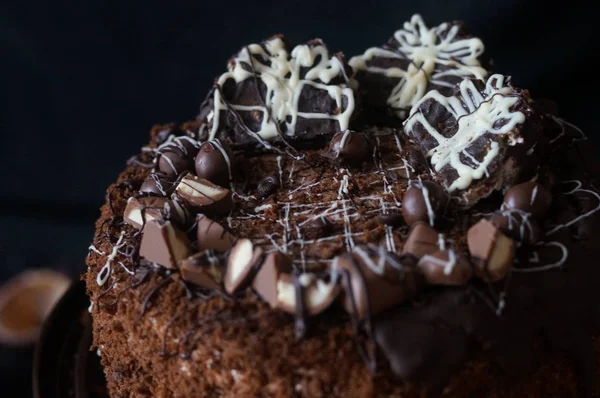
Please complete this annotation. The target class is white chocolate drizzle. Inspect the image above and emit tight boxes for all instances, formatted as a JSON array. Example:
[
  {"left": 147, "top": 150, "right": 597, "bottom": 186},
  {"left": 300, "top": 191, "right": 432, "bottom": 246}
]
[
  {"left": 349, "top": 14, "right": 486, "bottom": 116},
  {"left": 546, "top": 180, "right": 600, "bottom": 236},
  {"left": 96, "top": 231, "right": 127, "bottom": 286},
  {"left": 404, "top": 74, "right": 527, "bottom": 191},
  {"left": 208, "top": 37, "right": 355, "bottom": 143}
]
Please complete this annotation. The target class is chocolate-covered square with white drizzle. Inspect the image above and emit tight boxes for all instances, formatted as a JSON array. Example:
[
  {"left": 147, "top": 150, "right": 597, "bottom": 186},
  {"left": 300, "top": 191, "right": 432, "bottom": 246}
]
[
  {"left": 198, "top": 35, "right": 356, "bottom": 149},
  {"left": 404, "top": 74, "right": 543, "bottom": 206},
  {"left": 349, "top": 14, "right": 487, "bottom": 122}
]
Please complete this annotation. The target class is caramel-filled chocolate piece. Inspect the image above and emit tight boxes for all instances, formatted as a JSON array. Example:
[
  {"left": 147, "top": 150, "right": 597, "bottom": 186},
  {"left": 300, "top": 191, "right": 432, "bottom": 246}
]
[
  {"left": 403, "top": 222, "right": 444, "bottom": 258},
  {"left": 468, "top": 219, "right": 515, "bottom": 282},
  {"left": 139, "top": 220, "right": 191, "bottom": 269},
  {"left": 417, "top": 250, "right": 472, "bottom": 285},
  {"left": 401, "top": 180, "right": 448, "bottom": 226},
  {"left": 275, "top": 273, "right": 340, "bottom": 316},
  {"left": 194, "top": 139, "right": 233, "bottom": 188},
  {"left": 252, "top": 252, "right": 293, "bottom": 307},
  {"left": 503, "top": 181, "right": 552, "bottom": 219},
  {"left": 196, "top": 214, "right": 237, "bottom": 252},
  {"left": 174, "top": 173, "right": 233, "bottom": 215},
  {"left": 405, "top": 74, "right": 542, "bottom": 207},
  {"left": 489, "top": 209, "right": 541, "bottom": 245},
  {"left": 335, "top": 246, "right": 422, "bottom": 320},
  {"left": 180, "top": 252, "right": 224, "bottom": 290},
  {"left": 124, "top": 196, "right": 166, "bottom": 230},
  {"left": 224, "top": 239, "right": 264, "bottom": 294},
  {"left": 327, "top": 130, "right": 371, "bottom": 166}
]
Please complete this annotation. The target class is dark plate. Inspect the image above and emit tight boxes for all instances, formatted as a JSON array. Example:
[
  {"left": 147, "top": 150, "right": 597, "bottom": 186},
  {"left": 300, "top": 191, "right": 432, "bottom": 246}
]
[{"left": 33, "top": 280, "right": 108, "bottom": 398}]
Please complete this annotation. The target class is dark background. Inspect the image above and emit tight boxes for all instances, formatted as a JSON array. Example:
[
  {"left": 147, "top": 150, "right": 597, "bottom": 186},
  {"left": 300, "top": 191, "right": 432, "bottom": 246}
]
[{"left": 0, "top": 0, "right": 596, "bottom": 394}]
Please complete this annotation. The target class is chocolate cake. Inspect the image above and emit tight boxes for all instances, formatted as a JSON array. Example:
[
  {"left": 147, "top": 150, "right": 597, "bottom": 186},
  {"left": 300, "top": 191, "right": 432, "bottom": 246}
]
[{"left": 85, "top": 14, "right": 600, "bottom": 397}]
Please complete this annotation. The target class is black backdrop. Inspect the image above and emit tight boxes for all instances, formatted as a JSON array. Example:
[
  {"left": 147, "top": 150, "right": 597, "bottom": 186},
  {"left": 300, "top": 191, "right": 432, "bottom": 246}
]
[{"left": 0, "top": 0, "right": 597, "bottom": 393}]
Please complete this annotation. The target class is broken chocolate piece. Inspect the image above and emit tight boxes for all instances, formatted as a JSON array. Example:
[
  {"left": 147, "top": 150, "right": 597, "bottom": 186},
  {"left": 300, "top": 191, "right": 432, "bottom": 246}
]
[
  {"left": 275, "top": 273, "right": 340, "bottom": 316},
  {"left": 489, "top": 209, "right": 541, "bottom": 245},
  {"left": 139, "top": 220, "right": 191, "bottom": 269},
  {"left": 198, "top": 36, "right": 355, "bottom": 147},
  {"left": 467, "top": 219, "right": 515, "bottom": 282},
  {"left": 196, "top": 214, "right": 237, "bottom": 252},
  {"left": 180, "top": 251, "right": 224, "bottom": 290},
  {"left": 335, "top": 245, "right": 422, "bottom": 320},
  {"left": 349, "top": 14, "right": 487, "bottom": 121},
  {"left": 224, "top": 239, "right": 264, "bottom": 294},
  {"left": 327, "top": 130, "right": 371, "bottom": 166},
  {"left": 403, "top": 222, "right": 445, "bottom": 258},
  {"left": 174, "top": 173, "right": 233, "bottom": 215},
  {"left": 124, "top": 196, "right": 167, "bottom": 230},
  {"left": 252, "top": 252, "right": 293, "bottom": 307},
  {"left": 417, "top": 250, "right": 472, "bottom": 285},
  {"left": 139, "top": 172, "right": 174, "bottom": 196},
  {"left": 194, "top": 139, "right": 233, "bottom": 187},
  {"left": 401, "top": 180, "right": 448, "bottom": 226},
  {"left": 257, "top": 175, "right": 280, "bottom": 199},
  {"left": 503, "top": 181, "right": 552, "bottom": 219},
  {"left": 404, "top": 74, "right": 541, "bottom": 206}
]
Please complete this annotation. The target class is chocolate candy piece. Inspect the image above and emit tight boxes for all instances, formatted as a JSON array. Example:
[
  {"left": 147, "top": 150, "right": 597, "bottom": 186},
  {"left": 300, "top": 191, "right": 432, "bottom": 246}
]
[
  {"left": 417, "top": 250, "right": 472, "bottom": 285},
  {"left": 156, "top": 137, "right": 199, "bottom": 177},
  {"left": 378, "top": 213, "right": 404, "bottom": 228},
  {"left": 174, "top": 173, "right": 233, "bottom": 215},
  {"left": 401, "top": 180, "right": 448, "bottom": 226},
  {"left": 194, "top": 140, "right": 233, "bottom": 187},
  {"left": 467, "top": 219, "right": 515, "bottom": 282},
  {"left": 327, "top": 130, "right": 371, "bottom": 166},
  {"left": 180, "top": 252, "right": 224, "bottom": 290},
  {"left": 224, "top": 239, "right": 264, "bottom": 294},
  {"left": 252, "top": 252, "right": 293, "bottom": 307},
  {"left": 124, "top": 197, "right": 167, "bottom": 230},
  {"left": 196, "top": 215, "right": 237, "bottom": 252},
  {"left": 139, "top": 172, "right": 174, "bottom": 196},
  {"left": 199, "top": 36, "right": 355, "bottom": 147},
  {"left": 139, "top": 220, "right": 191, "bottom": 269},
  {"left": 256, "top": 175, "right": 280, "bottom": 199},
  {"left": 503, "top": 181, "right": 552, "bottom": 219},
  {"left": 302, "top": 217, "right": 333, "bottom": 240},
  {"left": 489, "top": 210, "right": 541, "bottom": 245},
  {"left": 275, "top": 273, "right": 340, "bottom": 316},
  {"left": 403, "top": 222, "right": 444, "bottom": 258},
  {"left": 335, "top": 245, "right": 422, "bottom": 320},
  {"left": 405, "top": 74, "right": 541, "bottom": 207},
  {"left": 349, "top": 14, "right": 486, "bottom": 120}
]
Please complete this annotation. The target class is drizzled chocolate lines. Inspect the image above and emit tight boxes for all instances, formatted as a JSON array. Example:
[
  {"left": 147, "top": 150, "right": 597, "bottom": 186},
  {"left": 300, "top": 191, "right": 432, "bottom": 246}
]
[{"left": 546, "top": 180, "right": 600, "bottom": 236}]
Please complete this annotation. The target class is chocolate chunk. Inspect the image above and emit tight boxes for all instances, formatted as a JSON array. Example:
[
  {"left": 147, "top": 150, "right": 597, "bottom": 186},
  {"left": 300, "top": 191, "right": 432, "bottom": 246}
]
[
  {"left": 139, "top": 172, "right": 175, "bottom": 197},
  {"left": 224, "top": 239, "right": 264, "bottom": 294},
  {"left": 401, "top": 180, "right": 448, "bottom": 226},
  {"left": 174, "top": 173, "right": 233, "bottom": 215},
  {"left": 256, "top": 175, "right": 280, "bottom": 199},
  {"left": 378, "top": 213, "right": 404, "bottom": 228},
  {"left": 252, "top": 252, "right": 293, "bottom": 307},
  {"left": 180, "top": 252, "right": 224, "bottom": 290},
  {"left": 139, "top": 220, "right": 191, "bottom": 269},
  {"left": 196, "top": 215, "right": 237, "bottom": 252},
  {"left": 503, "top": 181, "right": 552, "bottom": 219},
  {"left": 467, "top": 219, "right": 515, "bottom": 282},
  {"left": 163, "top": 198, "right": 193, "bottom": 227},
  {"left": 302, "top": 217, "right": 333, "bottom": 240},
  {"left": 275, "top": 272, "right": 340, "bottom": 316},
  {"left": 156, "top": 137, "right": 199, "bottom": 177},
  {"left": 124, "top": 197, "right": 167, "bottom": 230},
  {"left": 417, "top": 250, "right": 472, "bottom": 286},
  {"left": 405, "top": 146, "right": 429, "bottom": 175},
  {"left": 194, "top": 140, "right": 233, "bottom": 187},
  {"left": 335, "top": 245, "right": 422, "bottom": 320},
  {"left": 327, "top": 130, "right": 371, "bottom": 166},
  {"left": 403, "top": 222, "right": 444, "bottom": 258},
  {"left": 489, "top": 210, "right": 541, "bottom": 245},
  {"left": 404, "top": 74, "right": 542, "bottom": 207},
  {"left": 349, "top": 14, "right": 486, "bottom": 121},
  {"left": 198, "top": 36, "right": 355, "bottom": 147}
]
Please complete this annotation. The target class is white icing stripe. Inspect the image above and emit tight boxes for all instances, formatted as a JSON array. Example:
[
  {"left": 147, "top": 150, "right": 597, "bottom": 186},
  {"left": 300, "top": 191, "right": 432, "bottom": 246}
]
[
  {"left": 96, "top": 231, "right": 127, "bottom": 286},
  {"left": 512, "top": 241, "right": 568, "bottom": 273},
  {"left": 209, "top": 37, "right": 355, "bottom": 142},
  {"left": 349, "top": 14, "right": 486, "bottom": 114},
  {"left": 546, "top": 180, "right": 600, "bottom": 236},
  {"left": 404, "top": 74, "right": 526, "bottom": 191}
]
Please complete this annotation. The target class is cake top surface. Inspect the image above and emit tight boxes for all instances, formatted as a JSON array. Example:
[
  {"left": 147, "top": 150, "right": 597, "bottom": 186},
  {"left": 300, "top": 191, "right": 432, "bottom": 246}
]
[{"left": 85, "top": 13, "right": 600, "bottom": 394}]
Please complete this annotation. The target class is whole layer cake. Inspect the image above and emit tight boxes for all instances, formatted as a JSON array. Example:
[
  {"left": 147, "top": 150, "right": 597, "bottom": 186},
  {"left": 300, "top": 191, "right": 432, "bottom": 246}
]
[{"left": 85, "top": 14, "right": 600, "bottom": 397}]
